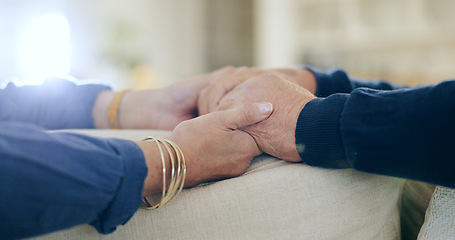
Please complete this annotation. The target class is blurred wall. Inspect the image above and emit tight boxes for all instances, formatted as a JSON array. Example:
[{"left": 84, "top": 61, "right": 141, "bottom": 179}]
[
  {"left": 259, "top": 0, "right": 455, "bottom": 86},
  {"left": 205, "top": 0, "right": 254, "bottom": 70},
  {"left": 2, "top": 0, "right": 455, "bottom": 88}
]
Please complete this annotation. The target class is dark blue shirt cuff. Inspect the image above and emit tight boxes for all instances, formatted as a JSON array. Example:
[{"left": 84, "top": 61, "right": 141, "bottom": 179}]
[
  {"left": 295, "top": 94, "right": 349, "bottom": 168},
  {"left": 90, "top": 138, "right": 147, "bottom": 234}
]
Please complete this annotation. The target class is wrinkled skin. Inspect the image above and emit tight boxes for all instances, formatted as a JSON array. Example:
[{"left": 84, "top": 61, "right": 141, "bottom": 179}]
[
  {"left": 214, "top": 73, "right": 316, "bottom": 162},
  {"left": 138, "top": 102, "right": 273, "bottom": 195},
  {"left": 198, "top": 67, "right": 316, "bottom": 116}
]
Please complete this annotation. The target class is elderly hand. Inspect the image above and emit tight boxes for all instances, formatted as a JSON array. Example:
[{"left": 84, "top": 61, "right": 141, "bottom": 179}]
[
  {"left": 215, "top": 73, "right": 316, "bottom": 162},
  {"left": 198, "top": 67, "right": 316, "bottom": 115},
  {"left": 93, "top": 66, "right": 236, "bottom": 130},
  {"left": 137, "top": 102, "right": 273, "bottom": 195}
]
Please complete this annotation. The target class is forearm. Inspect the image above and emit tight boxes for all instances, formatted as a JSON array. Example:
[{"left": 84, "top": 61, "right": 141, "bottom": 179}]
[
  {"left": 296, "top": 80, "right": 455, "bottom": 188},
  {"left": 304, "top": 66, "right": 405, "bottom": 97},
  {"left": 92, "top": 88, "right": 165, "bottom": 129},
  {"left": 0, "top": 79, "right": 110, "bottom": 129},
  {"left": 0, "top": 122, "right": 147, "bottom": 239}
]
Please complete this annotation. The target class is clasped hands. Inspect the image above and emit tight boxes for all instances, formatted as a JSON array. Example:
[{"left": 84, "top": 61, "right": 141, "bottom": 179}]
[
  {"left": 168, "top": 66, "right": 317, "bottom": 190},
  {"left": 197, "top": 67, "right": 317, "bottom": 162},
  {"left": 101, "top": 66, "right": 318, "bottom": 193}
]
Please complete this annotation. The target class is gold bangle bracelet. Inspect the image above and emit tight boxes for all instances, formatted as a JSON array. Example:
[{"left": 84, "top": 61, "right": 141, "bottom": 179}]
[
  {"left": 159, "top": 139, "right": 178, "bottom": 204},
  {"left": 141, "top": 137, "right": 186, "bottom": 210},
  {"left": 142, "top": 137, "right": 167, "bottom": 209},
  {"left": 164, "top": 139, "right": 186, "bottom": 203},
  {"left": 160, "top": 139, "right": 186, "bottom": 204}
]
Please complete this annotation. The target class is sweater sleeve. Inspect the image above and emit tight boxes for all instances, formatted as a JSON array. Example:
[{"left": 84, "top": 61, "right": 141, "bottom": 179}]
[
  {"left": 295, "top": 80, "right": 455, "bottom": 188},
  {"left": 303, "top": 66, "right": 404, "bottom": 97},
  {"left": 0, "top": 122, "right": 147, "bottom": 239},
  {"left": 0, "top": 79, "right": 110, "bottom": 129}
]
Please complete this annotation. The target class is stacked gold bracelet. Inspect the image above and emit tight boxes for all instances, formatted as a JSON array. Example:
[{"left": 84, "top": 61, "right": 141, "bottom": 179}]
[{"left": 141, "top": 137, "right": 186, "bottom": 210}]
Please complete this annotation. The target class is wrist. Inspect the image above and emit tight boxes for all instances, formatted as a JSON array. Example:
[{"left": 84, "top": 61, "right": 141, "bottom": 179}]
[
  {"left": 304, "top": 66, "right": 352, "bottom": 97},
  {"left": 300, "top": 69, "right": 317, "bottom": 94},
  {"left": 92, "top": 90, "right": 115, "bottom": 128},
  {"left": 272, "top": 68, "right": 317, "bottom": 95},
  {"left": 118, "top": 89, "right": 160, "bottom": 129},
  {"left": 135, "top": 140, "right": 172, "bottom": 196},
  {"left": 165, "top": 134, "right": 202, "bottom": 188},
  {"left": 291, "top": 68, "right": 316, "bottom": 94}
]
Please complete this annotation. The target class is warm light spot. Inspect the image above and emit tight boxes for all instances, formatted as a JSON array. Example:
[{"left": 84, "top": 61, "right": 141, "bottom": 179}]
[{"left": 18, "top": 13, "right": 71, "bottom": 83}]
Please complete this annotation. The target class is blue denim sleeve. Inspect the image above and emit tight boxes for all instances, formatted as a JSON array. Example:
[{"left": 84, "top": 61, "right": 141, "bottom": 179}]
[
  {"left": 0, "top": 79, "right": 110, "bottom": 129},
  {"left": 296, "top": 80, "right": 455, "bottom": 188},
  {"left": 0, "top": 122, "right": 147, "bottom": 239}
]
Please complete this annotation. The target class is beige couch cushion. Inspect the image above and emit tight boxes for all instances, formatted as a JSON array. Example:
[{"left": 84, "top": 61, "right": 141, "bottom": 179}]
[
  {"left": 418, "top": 186, "right": 455, "bottom": 240},
  {"left": 31, "top": 130, "right": 404, "bottom": 240}
]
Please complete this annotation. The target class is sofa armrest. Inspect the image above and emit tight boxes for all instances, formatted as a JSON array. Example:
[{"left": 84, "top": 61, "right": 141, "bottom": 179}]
[{"left": 31, "top": 129, "right": 404, "bottom": 240}]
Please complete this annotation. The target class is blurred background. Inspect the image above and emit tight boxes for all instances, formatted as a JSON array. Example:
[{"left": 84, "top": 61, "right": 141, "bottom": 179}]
[{"left": 1, "top": 0, "right": 455, "bottom": 89}]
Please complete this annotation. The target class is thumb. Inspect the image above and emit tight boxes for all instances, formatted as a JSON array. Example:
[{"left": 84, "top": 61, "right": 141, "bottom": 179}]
[{"left": 219, "top": 102, "right": 273, "bottom": 129}]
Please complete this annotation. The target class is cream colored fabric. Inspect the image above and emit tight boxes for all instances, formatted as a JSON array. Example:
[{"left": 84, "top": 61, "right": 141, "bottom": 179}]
[
  {"left": 32, "top": 130, "right": 404, "bottom": 240},
  {"left": 418, "top": 186, "right": 455, "bottom": 240}
]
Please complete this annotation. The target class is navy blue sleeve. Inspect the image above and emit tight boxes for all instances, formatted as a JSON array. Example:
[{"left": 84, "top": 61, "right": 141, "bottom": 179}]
[
  {"left": 0, "top": 79, "right": 110, "bottom": 129},
  {"left": 295, "top": 80, "right": 455, "bottom": 188},
  {"left": 0, "top": 122, "right": 147, "bottom": 239},
  {"left": 304, "top": 66, "right": 404, "bottom": 97}
]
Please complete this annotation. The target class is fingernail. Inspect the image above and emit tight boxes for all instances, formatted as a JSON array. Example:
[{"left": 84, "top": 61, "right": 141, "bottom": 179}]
[{"left": 257, "top": 102, "right": 273, "bottom": 115}]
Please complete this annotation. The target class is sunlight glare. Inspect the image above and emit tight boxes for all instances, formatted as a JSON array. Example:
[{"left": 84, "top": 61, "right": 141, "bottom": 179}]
[{"left": 18, "top": 13, "right": 71, "bottom": 83}]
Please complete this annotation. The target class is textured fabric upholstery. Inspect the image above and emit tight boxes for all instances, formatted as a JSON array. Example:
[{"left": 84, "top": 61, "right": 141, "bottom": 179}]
[
  {"left": 31, "top": 130, "right": 404, "bottom": 240},
  {"left": 418, "top": 186, "right": 455, "bottom": 240}
]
